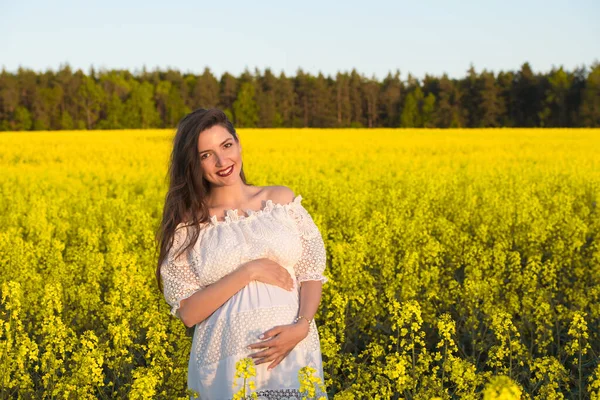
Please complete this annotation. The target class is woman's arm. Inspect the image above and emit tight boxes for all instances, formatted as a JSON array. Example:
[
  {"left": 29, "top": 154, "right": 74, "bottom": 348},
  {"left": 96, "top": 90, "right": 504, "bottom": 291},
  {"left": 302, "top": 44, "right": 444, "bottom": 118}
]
[
  {"left": 178, "top": 265, "right": 252, "bottom": 328},
  {"left": 296, "top": 280, "right": 323, "bottom": 332},
  {"left": 177, "top": 259, "right": 295, "bottom": 328}
]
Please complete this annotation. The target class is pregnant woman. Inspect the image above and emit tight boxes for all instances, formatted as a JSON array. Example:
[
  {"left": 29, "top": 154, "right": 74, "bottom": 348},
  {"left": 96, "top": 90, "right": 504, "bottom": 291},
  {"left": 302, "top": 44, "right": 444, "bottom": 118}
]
[{"left": 156, "top": 108, "right": 328, "bottom": 399}]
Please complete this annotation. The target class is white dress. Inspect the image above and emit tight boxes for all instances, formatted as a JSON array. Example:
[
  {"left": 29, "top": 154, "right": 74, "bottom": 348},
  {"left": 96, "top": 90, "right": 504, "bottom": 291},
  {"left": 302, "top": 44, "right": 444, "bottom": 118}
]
[{"left": 160, "top": 194, "right": 329, "bottom": 400}]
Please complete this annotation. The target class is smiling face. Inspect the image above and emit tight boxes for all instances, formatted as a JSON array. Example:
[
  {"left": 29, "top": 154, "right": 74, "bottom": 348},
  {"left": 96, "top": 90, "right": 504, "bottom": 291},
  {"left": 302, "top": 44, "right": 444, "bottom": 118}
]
[{"left": 197, "top": 124, "right": 243, "bottom": 188}]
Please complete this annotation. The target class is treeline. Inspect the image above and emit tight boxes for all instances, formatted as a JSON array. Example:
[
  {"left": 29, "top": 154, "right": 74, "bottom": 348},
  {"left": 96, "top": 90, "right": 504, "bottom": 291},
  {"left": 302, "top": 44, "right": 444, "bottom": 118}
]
[{"left": 0, "top": 62, "right": 599, "bottom": 131}]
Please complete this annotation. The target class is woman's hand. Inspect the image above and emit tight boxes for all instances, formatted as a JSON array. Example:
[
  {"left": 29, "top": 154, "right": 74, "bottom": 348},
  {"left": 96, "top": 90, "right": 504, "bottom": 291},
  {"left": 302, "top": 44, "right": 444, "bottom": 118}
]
[
  {"left": 241, "top": 258, "right": 295, "bottom": 291},
  {"left": 247, "top": 320, "right": 310, "bottom": 370}
]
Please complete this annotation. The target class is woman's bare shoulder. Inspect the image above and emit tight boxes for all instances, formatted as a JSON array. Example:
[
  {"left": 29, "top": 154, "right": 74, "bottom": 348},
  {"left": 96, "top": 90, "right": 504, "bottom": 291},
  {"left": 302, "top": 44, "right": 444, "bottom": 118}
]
[{"left": 265, "top": 185, "right": 295, "bottom": 205}]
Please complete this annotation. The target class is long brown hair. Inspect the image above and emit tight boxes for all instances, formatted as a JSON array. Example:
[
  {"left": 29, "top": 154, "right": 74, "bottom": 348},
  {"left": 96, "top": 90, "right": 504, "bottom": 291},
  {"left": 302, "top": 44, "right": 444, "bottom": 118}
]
[{"left": 155, "top": 108, "right": 251, "bottom": 296}]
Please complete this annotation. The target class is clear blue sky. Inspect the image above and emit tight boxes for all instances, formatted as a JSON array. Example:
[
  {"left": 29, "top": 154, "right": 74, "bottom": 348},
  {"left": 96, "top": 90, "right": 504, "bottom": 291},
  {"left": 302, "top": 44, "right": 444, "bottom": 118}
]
[{"left": 1, "top": 0, "right": 598, "bottom": 81}]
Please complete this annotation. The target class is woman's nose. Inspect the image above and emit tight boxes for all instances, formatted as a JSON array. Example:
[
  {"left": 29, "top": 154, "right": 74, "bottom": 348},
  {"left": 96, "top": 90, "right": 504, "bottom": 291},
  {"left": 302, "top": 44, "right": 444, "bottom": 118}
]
[{"left": 214, "top": 153, "right": 224, "bottom": 167}]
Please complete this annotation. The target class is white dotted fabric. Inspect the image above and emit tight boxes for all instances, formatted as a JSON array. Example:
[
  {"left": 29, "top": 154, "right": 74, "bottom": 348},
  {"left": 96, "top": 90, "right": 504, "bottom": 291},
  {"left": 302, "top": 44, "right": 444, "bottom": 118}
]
[{"left": 160, "top": 194, "right": 328, "bottom": 399}]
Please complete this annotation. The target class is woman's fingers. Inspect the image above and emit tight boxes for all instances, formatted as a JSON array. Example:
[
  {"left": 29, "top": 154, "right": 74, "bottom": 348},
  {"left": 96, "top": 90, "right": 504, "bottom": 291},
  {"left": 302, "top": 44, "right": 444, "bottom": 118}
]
[
  {"left": 253, "top": 353, "right": 280, "bottom": 365},
  {"left": 250, "top": 344, "right": 287, "bottom": 365},
  {"left": 266, "top": 348, "right": 292, "bottom": 370},
  {"left": 267, "top": 355, "right": 284, "bottom": 370},
  {"left": 249, "top": 347, "right": 275, "bottom": 360}
]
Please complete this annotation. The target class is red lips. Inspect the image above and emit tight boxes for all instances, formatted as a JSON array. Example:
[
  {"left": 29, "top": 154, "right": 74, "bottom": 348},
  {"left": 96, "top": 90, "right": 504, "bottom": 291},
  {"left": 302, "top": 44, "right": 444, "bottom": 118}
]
[{"left": 216, "top": 165, "right": 234, "bottom": 176}]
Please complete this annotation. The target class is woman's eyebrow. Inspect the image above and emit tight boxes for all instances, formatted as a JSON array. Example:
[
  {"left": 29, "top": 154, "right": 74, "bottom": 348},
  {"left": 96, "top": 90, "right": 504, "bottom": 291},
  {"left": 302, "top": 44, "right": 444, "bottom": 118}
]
[{"left": 199, "top": 138, "right": 231, "bottom": 154}]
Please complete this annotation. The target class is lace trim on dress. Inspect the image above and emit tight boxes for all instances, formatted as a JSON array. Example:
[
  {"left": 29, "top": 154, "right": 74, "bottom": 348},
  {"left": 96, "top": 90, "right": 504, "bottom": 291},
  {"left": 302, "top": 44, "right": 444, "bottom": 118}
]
[
  {"left": 286, "top": 201, "right": 320, "bottom": 241},
  {"left": 240, "top": 387, "right": 328, "bottom": 399},
  {"left": 209, "top": 195, "right": 304, "bottom": 226},
  {"left": 194, "top": 305, "right": 321, "bottom": 368},
  {"left": 297, "top": 273, "right": 329, "bottom": 285}
]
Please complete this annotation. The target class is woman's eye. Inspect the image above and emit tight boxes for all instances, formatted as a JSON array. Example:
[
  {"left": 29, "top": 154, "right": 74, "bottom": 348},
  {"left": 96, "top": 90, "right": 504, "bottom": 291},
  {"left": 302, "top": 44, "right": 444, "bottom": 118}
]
[{"left": 200, "top": 143, "right": 230, "bottom": 160}]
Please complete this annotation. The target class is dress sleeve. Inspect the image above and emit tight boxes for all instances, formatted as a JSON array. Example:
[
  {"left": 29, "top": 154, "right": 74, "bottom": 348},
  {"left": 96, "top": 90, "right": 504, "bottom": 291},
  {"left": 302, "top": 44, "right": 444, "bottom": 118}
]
[
  {"left": 287, "top": 197, "right": 329, "bottom": 285},
  {"left": 160, "top": 223, "right": 203, "bottom": 320}
]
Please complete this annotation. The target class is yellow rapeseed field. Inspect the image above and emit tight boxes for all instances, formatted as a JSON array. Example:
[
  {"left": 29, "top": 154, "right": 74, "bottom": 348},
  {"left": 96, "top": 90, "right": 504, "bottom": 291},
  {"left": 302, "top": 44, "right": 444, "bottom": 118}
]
[{"left": 1, "top": 128, "right": 599, "bottom": 399}]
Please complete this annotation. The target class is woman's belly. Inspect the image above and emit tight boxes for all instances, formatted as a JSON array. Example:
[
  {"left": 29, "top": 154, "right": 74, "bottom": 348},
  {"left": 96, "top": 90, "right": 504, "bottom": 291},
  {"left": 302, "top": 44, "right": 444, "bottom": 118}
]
[
  {"left": 191, "top": 280, "right": 301, "bottom": 369},
  {"left": 218, "top": 278, "right": 300, "bottom": 315}
]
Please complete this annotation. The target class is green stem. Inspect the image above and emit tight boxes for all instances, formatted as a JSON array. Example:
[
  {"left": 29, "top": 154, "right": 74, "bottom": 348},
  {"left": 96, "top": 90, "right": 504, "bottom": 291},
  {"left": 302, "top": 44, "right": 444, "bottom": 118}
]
[
  {"left": 397, "top": 325, "right": 400, "bottom": 353},
  {"left": 509, "top": 331, "right": 512, "bottom": 380},
  {"left": 412, "top": 335, "right": 416, "bottom": 397},
  {"left": 578, "top": 338, "right": 582, "bottom": 400},
  {"left": 1, "top": 309, "right": 9, "bottom": 394},
  {"left": 441, "top": 342, "right": 447, "bottom": 387}
]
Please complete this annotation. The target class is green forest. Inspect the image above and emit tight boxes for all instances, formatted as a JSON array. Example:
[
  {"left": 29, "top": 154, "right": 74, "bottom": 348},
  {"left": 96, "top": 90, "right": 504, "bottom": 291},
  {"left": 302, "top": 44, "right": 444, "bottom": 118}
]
[{"left": 1, "top": 62, "right": 598, "bottom": 130}]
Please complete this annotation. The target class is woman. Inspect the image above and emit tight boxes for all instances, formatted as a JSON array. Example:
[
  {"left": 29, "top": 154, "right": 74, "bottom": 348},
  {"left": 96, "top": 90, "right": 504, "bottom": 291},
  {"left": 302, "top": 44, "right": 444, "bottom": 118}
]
[{"left": 156, "top": 108, "right": 329, "bottom": 399}]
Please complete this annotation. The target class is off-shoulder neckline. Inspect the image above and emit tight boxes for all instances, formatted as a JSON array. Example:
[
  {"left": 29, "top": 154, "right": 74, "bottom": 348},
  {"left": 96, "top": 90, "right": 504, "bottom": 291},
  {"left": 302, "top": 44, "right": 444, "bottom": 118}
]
[{"left": 206, "top": 194, "right": 303, "bottom": 227}]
